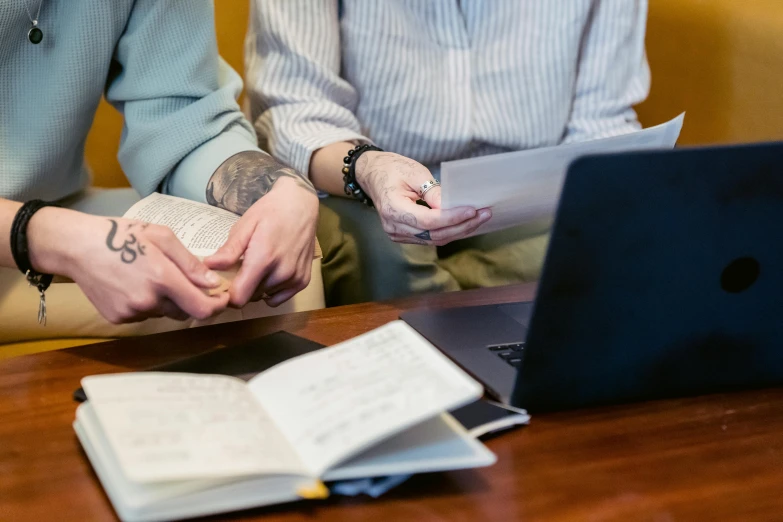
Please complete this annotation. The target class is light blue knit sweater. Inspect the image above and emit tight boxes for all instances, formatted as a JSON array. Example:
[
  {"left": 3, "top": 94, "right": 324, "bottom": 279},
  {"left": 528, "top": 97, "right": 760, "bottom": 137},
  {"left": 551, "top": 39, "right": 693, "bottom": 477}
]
[{"left": 0, "top": 0, "right": 261, "bottom": 204}]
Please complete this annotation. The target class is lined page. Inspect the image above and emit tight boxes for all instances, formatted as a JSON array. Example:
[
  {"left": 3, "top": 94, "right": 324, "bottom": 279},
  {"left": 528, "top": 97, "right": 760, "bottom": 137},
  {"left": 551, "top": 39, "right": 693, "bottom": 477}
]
[
  {"left": 82, "top": 373, "right": 308, "bottom": 483},
  {"left": 248, "top": 321, "right": 483, "bottom": 475}
]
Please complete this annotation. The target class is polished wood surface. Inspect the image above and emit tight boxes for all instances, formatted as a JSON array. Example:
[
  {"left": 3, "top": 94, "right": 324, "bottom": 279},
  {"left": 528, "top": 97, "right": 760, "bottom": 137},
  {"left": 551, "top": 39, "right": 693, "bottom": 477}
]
[{"left": 2, "top": 283, "right": 783, "bottom": 521}]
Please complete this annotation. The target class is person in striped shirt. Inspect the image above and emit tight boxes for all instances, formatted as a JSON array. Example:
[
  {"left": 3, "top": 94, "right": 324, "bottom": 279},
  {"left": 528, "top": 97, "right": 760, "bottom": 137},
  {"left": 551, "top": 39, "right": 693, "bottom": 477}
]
[{"left": 246, "top": 0, "right": 650, "bottom": 305}]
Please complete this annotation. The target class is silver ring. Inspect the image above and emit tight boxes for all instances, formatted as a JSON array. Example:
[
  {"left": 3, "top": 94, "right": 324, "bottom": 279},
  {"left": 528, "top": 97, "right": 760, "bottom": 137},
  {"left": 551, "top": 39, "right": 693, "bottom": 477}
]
[{"left": 418, "top": 179, "right": 440, "bottom": 198}]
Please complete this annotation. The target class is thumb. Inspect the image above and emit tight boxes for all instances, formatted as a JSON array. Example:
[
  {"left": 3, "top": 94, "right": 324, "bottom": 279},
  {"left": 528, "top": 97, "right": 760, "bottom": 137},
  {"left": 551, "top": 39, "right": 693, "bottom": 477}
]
[
  {"left": 205, "top": 222, "right": 253, "bottom": 270},
  {"left": 419, "top": 182, "right": 474, "bottom": 217}
]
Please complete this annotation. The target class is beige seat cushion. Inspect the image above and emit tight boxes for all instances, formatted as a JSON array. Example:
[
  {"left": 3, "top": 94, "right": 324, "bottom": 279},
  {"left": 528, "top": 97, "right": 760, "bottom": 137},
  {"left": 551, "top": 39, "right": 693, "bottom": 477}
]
[{"left": 0, "top": 258, "right": 324, "bottom": 358}]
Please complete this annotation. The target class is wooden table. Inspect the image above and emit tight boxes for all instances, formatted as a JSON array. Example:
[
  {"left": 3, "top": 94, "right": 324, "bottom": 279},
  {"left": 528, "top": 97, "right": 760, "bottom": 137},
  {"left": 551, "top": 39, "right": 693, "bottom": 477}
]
[{"left": 2, "top": 283, "right": 783, "bottom": 521}]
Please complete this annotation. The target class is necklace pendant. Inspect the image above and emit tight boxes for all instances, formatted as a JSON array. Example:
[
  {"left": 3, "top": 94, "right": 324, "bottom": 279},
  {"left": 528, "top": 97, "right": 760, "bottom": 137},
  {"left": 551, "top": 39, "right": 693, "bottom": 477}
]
[{"left": 28, "top": 20, "right": 43, "bottom": 44}]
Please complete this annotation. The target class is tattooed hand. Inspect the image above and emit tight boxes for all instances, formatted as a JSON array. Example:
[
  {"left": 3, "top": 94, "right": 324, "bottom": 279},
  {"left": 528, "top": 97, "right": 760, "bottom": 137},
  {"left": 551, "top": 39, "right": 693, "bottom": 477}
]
[
  {"left": 105, "top": 219, "right": 148, "bottom": 263},
  {"left": 354, "top": 152, "right": 492, "bottom": 246},
  {"left": 28, "top": 210, "right": 229, "bottom": 324},
  {"left": 204, "top": 151, "right": 318, "bottom": 307}
]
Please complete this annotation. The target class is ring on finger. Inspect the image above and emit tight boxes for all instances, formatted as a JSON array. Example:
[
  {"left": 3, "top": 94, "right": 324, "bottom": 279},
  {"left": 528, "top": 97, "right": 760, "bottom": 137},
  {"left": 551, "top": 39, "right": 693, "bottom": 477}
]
[
  {"left": 414, "top": 230, "right": 432, "bottom": 241},
  {"left": 417, "top": 179, "right": 440, "bottom": 199}
]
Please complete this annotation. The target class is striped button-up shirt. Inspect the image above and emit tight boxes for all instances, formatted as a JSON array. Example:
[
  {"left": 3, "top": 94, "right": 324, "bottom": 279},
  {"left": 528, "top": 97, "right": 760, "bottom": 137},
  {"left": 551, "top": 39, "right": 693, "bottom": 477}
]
[{"left": 247, "top": 0, "right": 650, "bottom": 179}]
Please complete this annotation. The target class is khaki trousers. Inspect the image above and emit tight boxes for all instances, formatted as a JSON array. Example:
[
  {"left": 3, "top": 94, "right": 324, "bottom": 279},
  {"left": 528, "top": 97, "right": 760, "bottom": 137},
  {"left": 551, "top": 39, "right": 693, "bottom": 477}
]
[
  {"left": 316, "top": 197, "right": 550, "bottom": 306},
  {"left": 0, "top": 188, "right": 324, "bottom": 346}
]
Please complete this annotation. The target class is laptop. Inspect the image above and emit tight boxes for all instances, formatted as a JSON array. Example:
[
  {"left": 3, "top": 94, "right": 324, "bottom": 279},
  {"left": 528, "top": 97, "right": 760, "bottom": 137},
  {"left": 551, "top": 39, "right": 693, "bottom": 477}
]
[{"left": 402, "top": 142, "right": 783, "bottom": 412}]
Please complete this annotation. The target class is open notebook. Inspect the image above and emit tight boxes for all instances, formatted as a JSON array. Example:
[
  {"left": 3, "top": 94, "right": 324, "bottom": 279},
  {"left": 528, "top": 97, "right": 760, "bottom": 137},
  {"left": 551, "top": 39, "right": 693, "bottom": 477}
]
[{"left": 74, "top": 321, "right": 496, "bottom": 522}]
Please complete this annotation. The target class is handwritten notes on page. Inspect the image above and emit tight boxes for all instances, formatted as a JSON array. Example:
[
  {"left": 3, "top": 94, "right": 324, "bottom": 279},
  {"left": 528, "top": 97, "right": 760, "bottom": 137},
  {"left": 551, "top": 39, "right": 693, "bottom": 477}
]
[
  {"left": 81, "top": 373, "right": 307, "bottom": 483},
  {"left": 81, "top": 322, "right": 484, "bottom": 484},
  {"left": 123, "top": 193, "right": 239, "bottom": 258},
  {"left": 248, "top": 321, "right": 484, "bottom": 476},
  {"left": 441, "top": 114, "right": 685, "bottom": 236}
]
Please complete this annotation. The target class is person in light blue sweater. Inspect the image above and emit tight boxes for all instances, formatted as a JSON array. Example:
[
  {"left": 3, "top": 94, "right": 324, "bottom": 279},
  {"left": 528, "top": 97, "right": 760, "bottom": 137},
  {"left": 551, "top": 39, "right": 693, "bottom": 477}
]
[{"left": 0, "top": 0, "right": 318, "bottom": 338}]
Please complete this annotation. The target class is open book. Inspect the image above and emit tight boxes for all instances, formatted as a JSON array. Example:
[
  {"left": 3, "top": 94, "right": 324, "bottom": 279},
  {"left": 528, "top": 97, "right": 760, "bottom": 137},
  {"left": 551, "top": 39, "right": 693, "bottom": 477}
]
[
  {"left": 55, "top": 193, "right": 320, "bottom": 290},
  {"left": 123, "top": 193, "right": 246, "bottom": 258},
  {"left": 125, "top": 193, "right": 321, "bottom": 293},
  {"left": 74, "top": 321, "right": 495, "bottom": 522}
]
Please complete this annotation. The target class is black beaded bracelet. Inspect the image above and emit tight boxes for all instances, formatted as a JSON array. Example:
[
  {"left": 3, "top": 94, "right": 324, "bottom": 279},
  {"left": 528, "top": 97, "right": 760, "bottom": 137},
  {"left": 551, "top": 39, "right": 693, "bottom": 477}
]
[
  {"left": 342, "top": 144, "right": 383, "bottom": 208},
  {"left": 10, "top": 199, "right": 58, "bottom": 325}
]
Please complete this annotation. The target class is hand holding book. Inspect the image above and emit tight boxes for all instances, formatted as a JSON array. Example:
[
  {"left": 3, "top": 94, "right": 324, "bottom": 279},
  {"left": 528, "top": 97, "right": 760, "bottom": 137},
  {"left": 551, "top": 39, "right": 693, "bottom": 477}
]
[{"left": 120, "top": 192, "right": 322, "bottom": 301}]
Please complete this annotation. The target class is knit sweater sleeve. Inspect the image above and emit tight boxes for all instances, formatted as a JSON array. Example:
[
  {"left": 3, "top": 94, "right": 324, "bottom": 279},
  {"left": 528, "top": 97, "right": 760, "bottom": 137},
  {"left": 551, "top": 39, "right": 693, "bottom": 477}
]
[{"left": 104, "top": 0, "right": 261, "bottom": 202}]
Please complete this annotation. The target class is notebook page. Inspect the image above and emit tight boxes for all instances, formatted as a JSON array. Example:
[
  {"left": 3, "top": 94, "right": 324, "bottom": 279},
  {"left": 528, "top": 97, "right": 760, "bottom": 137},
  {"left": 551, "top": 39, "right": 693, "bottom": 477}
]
[
  {"left": 323, "top": 413, "right": 496, "bottom": 482},
  {"left": 247, "top": 321, "right": 484, "bottom": 476},
  {"left": 82, "top": 373, "right": 308, "bottom": 483},
  {"left": 123, "top": 193, "right": 239, "bottom": 257},
  {"left": 441, "top": 113, "right": 685, "bottom": 236}
]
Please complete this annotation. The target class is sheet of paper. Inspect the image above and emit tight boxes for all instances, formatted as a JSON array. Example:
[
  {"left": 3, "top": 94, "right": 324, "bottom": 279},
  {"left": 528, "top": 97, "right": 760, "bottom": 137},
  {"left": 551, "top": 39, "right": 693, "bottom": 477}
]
[
  {"left": 324, "top": 413, "right": 495, "bottom": 482},
  {"left": 441, "top": 114, "right": 685, "bottom": 236},
  {"left": 82, "top": 373, "right": 308, "bottom": 483},
  {"left": 123, "top": 193, "right": 239, "bottom": 257},
  {"left": 248, "top": 321, "right": 484, "bottom": 476}
]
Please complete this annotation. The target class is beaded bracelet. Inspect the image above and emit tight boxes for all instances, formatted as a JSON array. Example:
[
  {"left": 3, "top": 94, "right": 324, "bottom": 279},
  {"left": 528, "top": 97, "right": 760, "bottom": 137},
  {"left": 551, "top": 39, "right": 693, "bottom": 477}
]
[{"left": 342, "top": 144, "right": 383, "bottom": 208}]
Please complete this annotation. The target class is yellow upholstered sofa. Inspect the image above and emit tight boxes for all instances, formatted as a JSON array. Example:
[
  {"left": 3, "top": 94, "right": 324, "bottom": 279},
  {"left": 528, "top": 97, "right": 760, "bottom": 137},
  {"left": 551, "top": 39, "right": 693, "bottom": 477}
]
[
  {"left": 636, "top": 0, "right": 783, "bottom": 144},
  {"left": 4, "top": 0, "right": 783, "bottom": 358}
]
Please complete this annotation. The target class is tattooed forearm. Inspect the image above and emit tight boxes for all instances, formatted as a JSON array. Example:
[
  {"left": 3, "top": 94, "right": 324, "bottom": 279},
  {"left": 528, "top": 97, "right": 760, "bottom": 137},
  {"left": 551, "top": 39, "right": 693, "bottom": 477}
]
[{"left": 206, "top": 151, "right": 316, "bottom": 215}]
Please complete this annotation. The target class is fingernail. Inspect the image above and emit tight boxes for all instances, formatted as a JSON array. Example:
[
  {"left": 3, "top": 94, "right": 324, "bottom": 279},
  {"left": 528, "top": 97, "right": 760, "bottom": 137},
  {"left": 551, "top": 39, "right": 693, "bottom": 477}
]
[
  {"left": 480, "top": 209, "right": 491, "bottom": 220},
  {"left": 206, "top": 270, "right": 221, "bottom": 286},
  {"left": 463, "top": 209, "right": 477, "bottom": 219}
]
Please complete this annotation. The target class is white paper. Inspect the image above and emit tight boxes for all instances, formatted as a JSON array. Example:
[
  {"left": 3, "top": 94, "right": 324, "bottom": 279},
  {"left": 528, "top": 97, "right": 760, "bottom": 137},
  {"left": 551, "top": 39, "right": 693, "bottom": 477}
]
[
  {"left": 248, "top": 321, "right": 484, "bottom": 476},
  {"left": 325, "top": 413, "right": 495, "bottom": 482},
  {"left": 441, "top": 114, "right": 685, "bottom": 236},
  {"left": 81, "top": 373, "right": 307, "bottom": 483},
  {"left": 123, "top": 193, "right": 239, "bottom": 257}
]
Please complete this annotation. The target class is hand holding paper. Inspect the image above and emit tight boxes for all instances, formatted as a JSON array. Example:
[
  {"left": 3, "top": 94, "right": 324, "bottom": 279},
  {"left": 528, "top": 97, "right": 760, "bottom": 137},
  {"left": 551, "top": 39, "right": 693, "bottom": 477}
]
[
  {"left": 441, "top": 114, "right": 685, "bottom": 237},
  {"left": 353, "top": 151, "right": 492, "bottom": 246}
]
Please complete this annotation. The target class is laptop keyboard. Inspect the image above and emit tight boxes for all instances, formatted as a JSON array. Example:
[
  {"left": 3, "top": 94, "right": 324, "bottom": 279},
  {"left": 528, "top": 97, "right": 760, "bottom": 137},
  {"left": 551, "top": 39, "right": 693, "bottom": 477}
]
[{"left": 487, "top": 341, "right": 525, "bottom": 368}]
